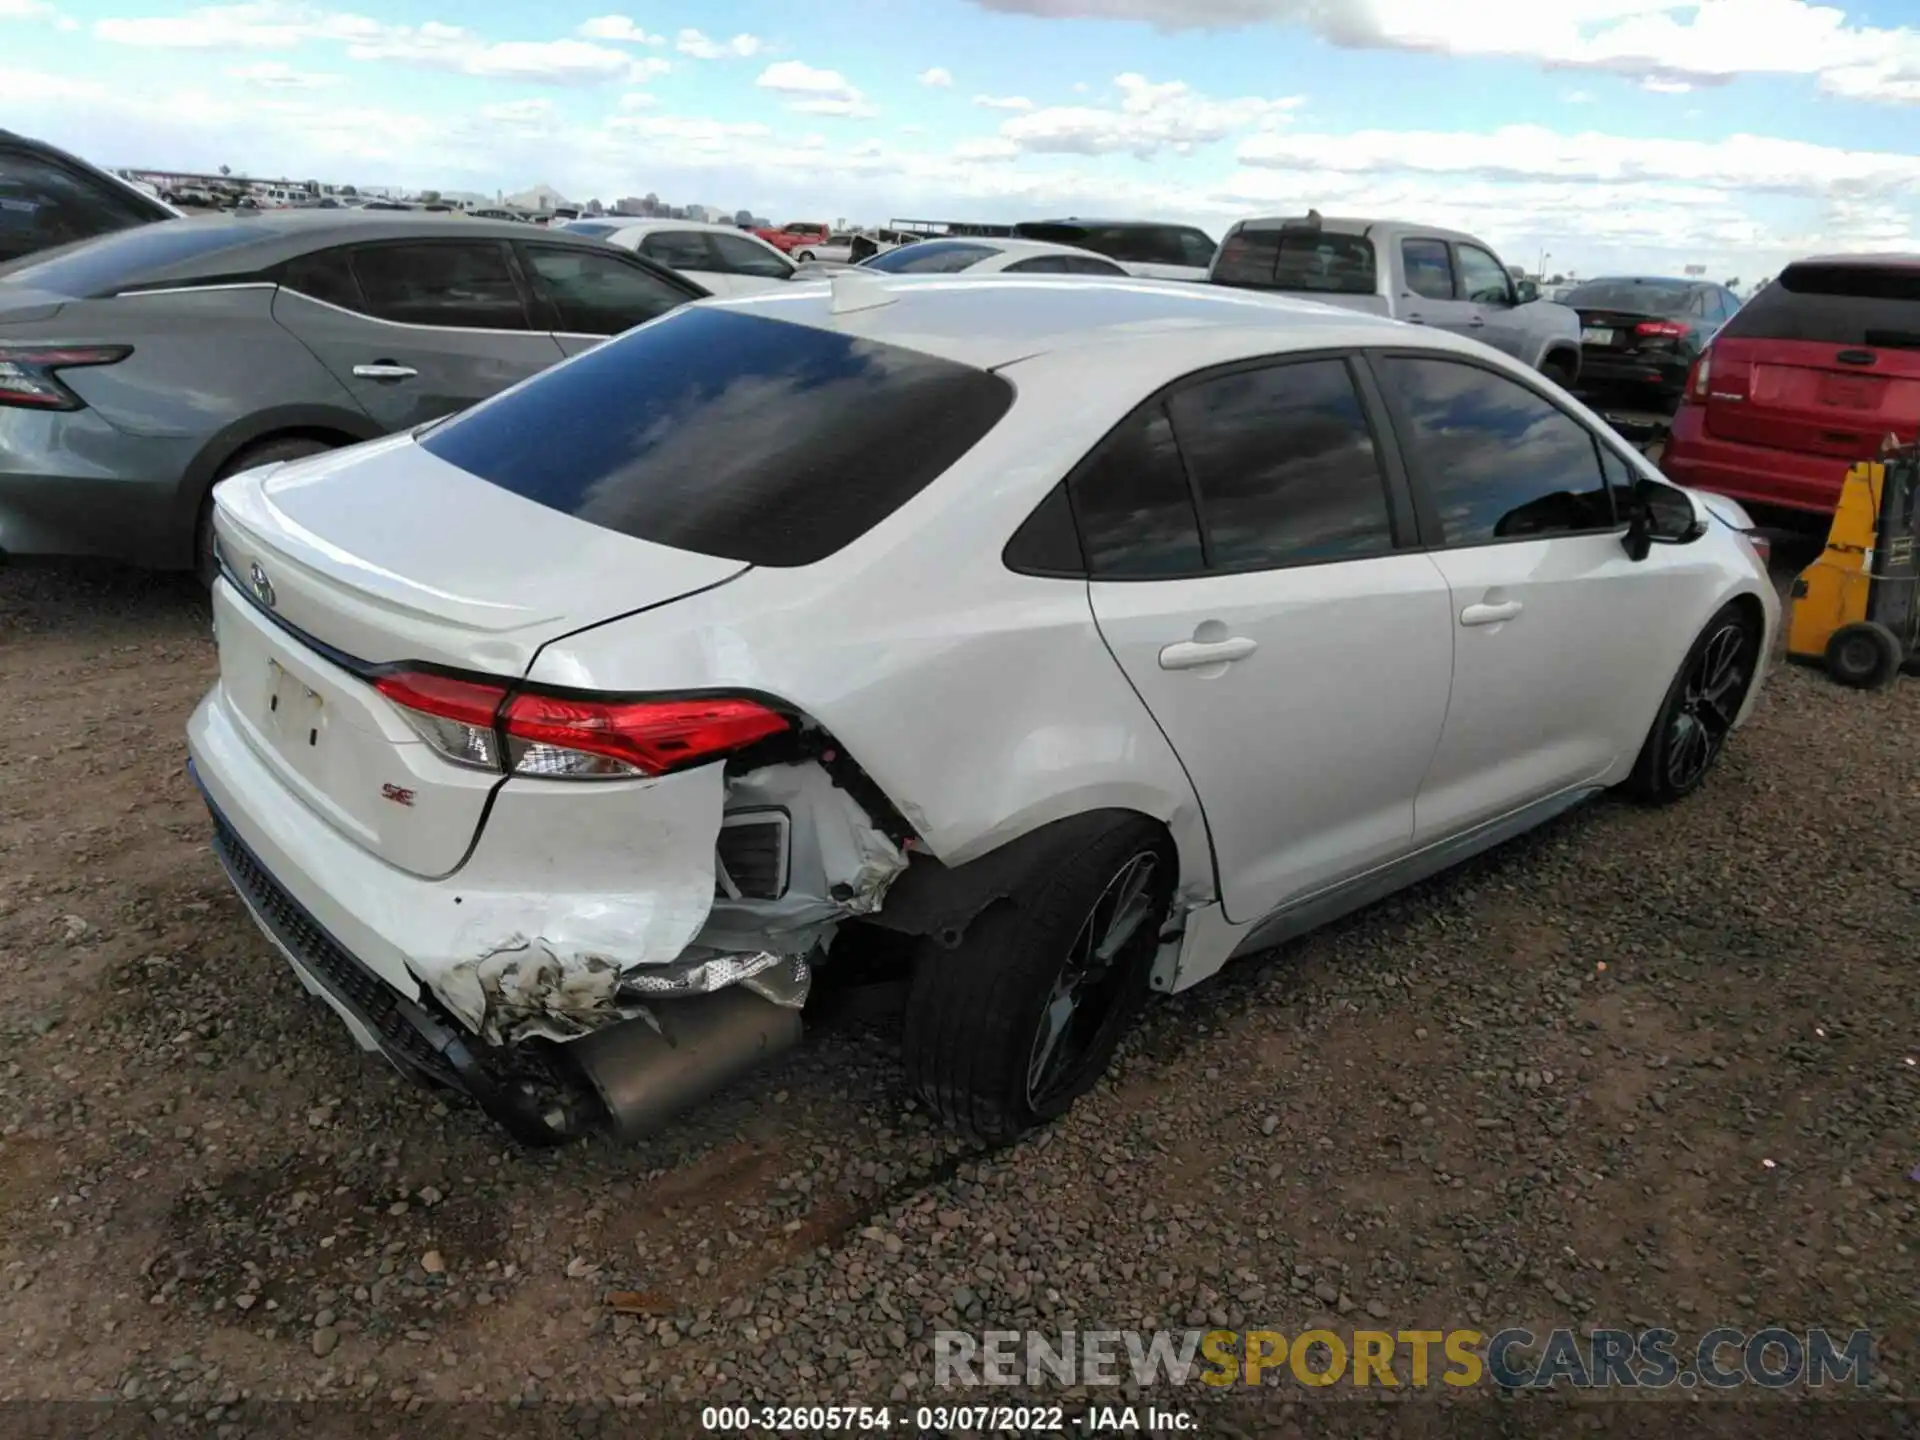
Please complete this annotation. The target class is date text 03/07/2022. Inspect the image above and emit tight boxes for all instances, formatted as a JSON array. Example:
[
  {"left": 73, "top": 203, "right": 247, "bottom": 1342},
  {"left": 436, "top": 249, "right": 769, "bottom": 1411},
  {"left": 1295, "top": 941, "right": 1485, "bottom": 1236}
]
[{"left": 700, "top": 1404, "right": 1197, "bottom": 1432}]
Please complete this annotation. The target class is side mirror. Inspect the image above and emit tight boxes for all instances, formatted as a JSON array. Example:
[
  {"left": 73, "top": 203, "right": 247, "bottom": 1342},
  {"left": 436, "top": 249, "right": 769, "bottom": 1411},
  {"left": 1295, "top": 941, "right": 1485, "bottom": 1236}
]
[
  {"left": 1621, "top": 478, "right": 1706, "bottom": 560},
  {"left": 1515, "top": 279, "right": 1539, "bottom": 304}
]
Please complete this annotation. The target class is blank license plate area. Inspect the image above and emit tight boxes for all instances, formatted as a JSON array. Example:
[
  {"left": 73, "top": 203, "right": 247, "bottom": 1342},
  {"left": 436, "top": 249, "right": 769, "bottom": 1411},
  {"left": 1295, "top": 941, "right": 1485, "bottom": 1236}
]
[
  {"left": 1582, "top": 328, "right": 1614, "bottom": 346},
  {"left": 265, "top": 657, "right": 326, "bottom": 760}
]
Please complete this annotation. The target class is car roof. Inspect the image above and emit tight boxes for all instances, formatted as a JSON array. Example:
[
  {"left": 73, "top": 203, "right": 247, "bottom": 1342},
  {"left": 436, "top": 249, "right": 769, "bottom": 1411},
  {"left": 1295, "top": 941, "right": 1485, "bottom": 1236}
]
[
  {"left": 1790, "top": 252, "right": 1920, "bottom": 269},
  {"left": 602, "top": 219, "right": 765, "bottom": 237},
  {"left": 16, "top": 211, "right": 615, "bottom": 291},
  {"left": 0, "top": 128, "right": 178, "bottom": 223},
  {"left": 711, "top": 273, "right": 1458, "bottom": 374},
  {"left": 1230, "top": 215, "right": 1489, "bottom": 247},
  {"left": 1019, "top": 218, "right": 1197, "bottom": 231},
  {"left": 1572, "top": 275, "right": 1699, "bottom": 286},
  {"left": 973, "top": 238, "right": 1122, "bottom": 260}
]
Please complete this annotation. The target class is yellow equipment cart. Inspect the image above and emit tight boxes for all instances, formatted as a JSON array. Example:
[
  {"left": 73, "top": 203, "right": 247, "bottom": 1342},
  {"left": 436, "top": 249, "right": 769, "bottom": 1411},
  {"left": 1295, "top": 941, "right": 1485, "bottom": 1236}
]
[{"left": 1786, "top": 438, "right": 1919, "bottom": 689}]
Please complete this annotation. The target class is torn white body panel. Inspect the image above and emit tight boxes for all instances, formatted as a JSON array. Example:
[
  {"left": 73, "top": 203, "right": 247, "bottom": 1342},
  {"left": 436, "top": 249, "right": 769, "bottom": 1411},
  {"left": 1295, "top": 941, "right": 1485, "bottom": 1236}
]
[{"left": 695, "top": 761, "right": 908, "bottom": 954}]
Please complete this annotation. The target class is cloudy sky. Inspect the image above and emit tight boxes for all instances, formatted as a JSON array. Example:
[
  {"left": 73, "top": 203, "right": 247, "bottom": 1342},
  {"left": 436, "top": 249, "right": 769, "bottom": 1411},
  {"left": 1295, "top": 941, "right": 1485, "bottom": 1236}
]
[{"left": 6, "top": 0, "right": 1920, "bottom": 277}]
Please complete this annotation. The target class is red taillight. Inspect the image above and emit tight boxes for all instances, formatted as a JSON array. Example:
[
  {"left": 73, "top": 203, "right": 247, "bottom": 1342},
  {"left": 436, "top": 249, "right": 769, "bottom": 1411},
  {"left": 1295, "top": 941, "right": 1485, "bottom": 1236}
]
[
  {"left": 1745, "top": 531, "right": 1772, "bottom": 568},
  {"left": 503, "top": 694, "right": 790, "bottom": 779},
  {"left": 1635, "top": 320, "right": 1690, "bottom": 338},
  {"left": 373, "top": 669, "right": 790, "bottom": 780},
  {"left": 0, "top": 344, "right": 133, "bottom": 410},
  {"left": 1681, "top": 347, "right": 1713, "bottom": 405}
]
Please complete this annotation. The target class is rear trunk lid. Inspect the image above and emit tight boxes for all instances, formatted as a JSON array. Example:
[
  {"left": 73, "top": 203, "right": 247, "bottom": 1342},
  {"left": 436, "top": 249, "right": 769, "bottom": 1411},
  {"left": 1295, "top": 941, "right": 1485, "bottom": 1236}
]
[
  {"left": 1573, "top": 307, "right": 1696, "bottom": 357},
  {"left": 213, "top": 432, "right": 751, "bottom": 674},
  {"left": 210, "top": 433, "right": 751, "bottom": 878},
  {"left": 1702, "top": 260, "right": 1920, "bottom": 458}
]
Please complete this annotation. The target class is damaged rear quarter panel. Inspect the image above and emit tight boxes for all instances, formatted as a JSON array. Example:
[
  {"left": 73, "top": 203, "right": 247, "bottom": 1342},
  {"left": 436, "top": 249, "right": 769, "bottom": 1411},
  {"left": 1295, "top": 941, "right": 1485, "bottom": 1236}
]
[{"left": 422, "top": 764, "right": 726, "bottom": 1044}]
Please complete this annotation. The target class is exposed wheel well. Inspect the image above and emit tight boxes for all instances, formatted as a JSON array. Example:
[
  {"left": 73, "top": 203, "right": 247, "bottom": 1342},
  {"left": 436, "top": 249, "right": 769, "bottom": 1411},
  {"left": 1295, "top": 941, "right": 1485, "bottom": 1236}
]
[
  {"left": 861, "top": 807, "right": 1180, "bottom": 950},
  {"left": 1540, "top": 346, "right": 1580, "bottom": 382},
  {"left": 219, "top": 425, "right": 363, "bottom": 472}
]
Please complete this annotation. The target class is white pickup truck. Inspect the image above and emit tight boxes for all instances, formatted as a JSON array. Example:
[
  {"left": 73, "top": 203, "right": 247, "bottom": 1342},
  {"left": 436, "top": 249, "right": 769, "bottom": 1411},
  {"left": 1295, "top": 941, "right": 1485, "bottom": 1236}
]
[{"left": 1209, "top": 213, "right": 1583, "bottom": 387}]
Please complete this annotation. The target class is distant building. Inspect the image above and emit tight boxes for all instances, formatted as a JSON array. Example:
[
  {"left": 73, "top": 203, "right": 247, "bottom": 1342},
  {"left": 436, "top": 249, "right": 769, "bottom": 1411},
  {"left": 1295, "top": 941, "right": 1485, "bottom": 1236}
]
[{"left": 505, "top": 182, "right": 571, "bottom": 214}]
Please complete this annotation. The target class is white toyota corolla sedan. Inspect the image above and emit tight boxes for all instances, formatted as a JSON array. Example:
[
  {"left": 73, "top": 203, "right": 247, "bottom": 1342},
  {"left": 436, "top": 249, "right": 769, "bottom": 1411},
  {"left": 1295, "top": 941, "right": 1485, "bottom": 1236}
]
[{"left": 186, "top": 273, "right": 1778, "bottom": 1147}]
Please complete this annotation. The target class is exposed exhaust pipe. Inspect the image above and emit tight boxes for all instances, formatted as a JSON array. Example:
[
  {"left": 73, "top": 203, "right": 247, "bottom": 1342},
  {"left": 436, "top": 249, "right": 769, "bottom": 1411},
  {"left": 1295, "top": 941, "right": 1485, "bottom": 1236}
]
[{"left": 565, "top": 987, "right": 802, "bottom": 1139}]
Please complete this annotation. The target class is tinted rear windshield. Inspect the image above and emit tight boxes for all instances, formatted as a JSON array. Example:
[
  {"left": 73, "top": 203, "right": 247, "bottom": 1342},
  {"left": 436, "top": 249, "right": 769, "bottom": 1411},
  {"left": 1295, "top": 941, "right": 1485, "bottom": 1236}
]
[
  {"left": 1720, "top": 262, "right": 1920, "bottom": 348},
  {"left": 1211, "top": 229, "right": 1376, "bottom": 295},
  {"left": 419, "top": 307, "right": 1016, "bottom": 567},
  {"left": 860, "top": 240, "right": 998, "bottom": 273},
  {"left": 1564, "top": 279, "right": 1693, "bottom": 315},
  {"left": 557, "top": 220, "right": 623, "bottom": 238},
  {"left": 0, "top": 219, "right": 263, "bottom": 296}
]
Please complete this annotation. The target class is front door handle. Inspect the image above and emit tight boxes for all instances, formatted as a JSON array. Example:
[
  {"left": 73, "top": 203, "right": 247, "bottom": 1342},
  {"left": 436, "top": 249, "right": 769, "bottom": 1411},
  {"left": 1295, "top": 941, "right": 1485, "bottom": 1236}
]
[
  {"left": 1460, "top": 600, "right": 1522, "bottom": 627},
  {"left": 353, "top": 362, "right": 418, "bottom": 381},
  {"left": 1159, "top": 636, "right": 1257, "bottom": 670},
  {"left": 1466, "top": 315, "right": 1487, "bottom": 328}
]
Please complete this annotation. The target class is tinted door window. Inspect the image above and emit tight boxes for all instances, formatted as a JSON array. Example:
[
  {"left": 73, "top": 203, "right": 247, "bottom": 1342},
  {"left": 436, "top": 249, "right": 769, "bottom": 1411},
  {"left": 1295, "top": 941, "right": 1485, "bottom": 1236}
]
[
  {"left": 349, "top": 242, "right": 529, "bottom": 329},
  {"left": 639, "top": 230, "right": 718, "bottom": 271},
  {"left": 1166, "top": 359, "right": 1394, "bottom": 570},
  {"left": 280, "top": 247, "right": 364, "bottom": 309},
  {"left": 1455, "top": 244, "right": 1512, "bottom": 305},
  {"left": 419, "top": 307, "right": 1014, "bottom": 567},
  {"left": 1380, "top": 356, "right": 1614, "bottom": 545},
  {"left": 0, "top": 153, "right": 157, "bottom": 266},
  {"left": 523, "top": 246, "right": 689, "bottom": 335},
  {"left": 1067, "top": 405, "right": 1206, "bottom": 578},
  {"left": 1176, "top": 229, "right": 1218, "bottom": 268},
  {"left": 709, "top": 232, "right": 791, "bottom": 279},
  {"left": 1719, "top": 262, "right": 1920, "bottom": 348},
  {"left": 1066, "top": 255, "right": 1128, "bottom": 275},
  {"left": 1401, "top": 239, "right": 1455, "bottom": 301},
  {"left": 861, "top": 240, "right": 998, "bottom": 273}
]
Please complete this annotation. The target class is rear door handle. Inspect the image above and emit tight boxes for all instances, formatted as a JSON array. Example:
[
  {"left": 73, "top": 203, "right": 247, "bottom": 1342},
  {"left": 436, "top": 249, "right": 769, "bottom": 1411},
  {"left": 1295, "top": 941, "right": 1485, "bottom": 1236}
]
[
  {"left": 1461, "top": 600, "right": 1522, "bottom": 627},
  {"left": 353, "top": 362, "right": 418, "bottom": 381},
  {"left": 1159, "top": 636, "right": 1258, "bottom": 670}
]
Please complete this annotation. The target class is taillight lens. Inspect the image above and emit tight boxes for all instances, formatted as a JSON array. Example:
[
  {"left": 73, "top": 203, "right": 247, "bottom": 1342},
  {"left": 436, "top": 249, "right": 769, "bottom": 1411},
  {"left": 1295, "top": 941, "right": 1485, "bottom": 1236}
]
[
  {"left": 1635, "top": 320, "right": 1690, "bottom": 338},
  {"left": 1682, "top": 347, "right": 1712, "bottom": 405},
  {"left": 1744, "top": 530, "right": 1772, "bottom": 568},
  {"left": 373, "top": 670, "right": 790, "bottom": 780},
  {"left": 0, "top": 345, "right": 133, "bottom": 410}
]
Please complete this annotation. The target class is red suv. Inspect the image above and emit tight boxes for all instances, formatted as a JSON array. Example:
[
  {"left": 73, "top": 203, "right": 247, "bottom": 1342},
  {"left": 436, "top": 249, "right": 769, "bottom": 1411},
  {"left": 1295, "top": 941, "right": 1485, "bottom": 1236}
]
[{"left": 1661, "top": 255, "right": 1920, "bottom": 518}]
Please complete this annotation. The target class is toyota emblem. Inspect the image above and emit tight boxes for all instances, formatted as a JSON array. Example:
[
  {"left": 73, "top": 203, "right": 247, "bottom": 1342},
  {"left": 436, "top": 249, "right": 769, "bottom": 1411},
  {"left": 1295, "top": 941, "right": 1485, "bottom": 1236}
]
[{"left": 248, "top": 561, "right": 276, "bottom": 609}]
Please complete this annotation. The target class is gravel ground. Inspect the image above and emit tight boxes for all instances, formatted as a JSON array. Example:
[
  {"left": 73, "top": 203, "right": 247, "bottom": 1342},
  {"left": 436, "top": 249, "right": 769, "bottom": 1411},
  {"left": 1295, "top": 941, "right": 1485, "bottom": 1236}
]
[{"left": 0, "top": 551, "right": 1914, "bottom": 1436}]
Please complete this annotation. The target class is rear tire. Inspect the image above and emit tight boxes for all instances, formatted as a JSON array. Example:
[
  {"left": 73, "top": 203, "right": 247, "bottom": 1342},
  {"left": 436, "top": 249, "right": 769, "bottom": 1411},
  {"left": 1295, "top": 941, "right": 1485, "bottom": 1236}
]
[
  {"left": 1626, "top": 602, "right": 1762, "bottom": 803},
  {"left": 1540, "top": 353, "right": 1578, "bottom": 389},
  {"left": 795, "top": 250, "right": 815, "bottom": 263},
  {"left": 194, "top": 436, "right": 337, "bottom": 588},
  {"left": 1825, "top": 621, "right": 1903, "bottom": 691},
  {"left": 902, "top": 816, "right": 1175, "bottom": 1143}
]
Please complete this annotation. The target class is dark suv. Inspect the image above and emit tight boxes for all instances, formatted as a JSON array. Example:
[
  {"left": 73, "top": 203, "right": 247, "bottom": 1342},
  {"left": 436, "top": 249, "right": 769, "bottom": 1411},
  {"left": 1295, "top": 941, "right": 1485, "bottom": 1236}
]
[
  {"left": 1010, "top": 219, "right": 1216, "bottom": 279},
  {"left": 1, "top": 130, "right": 175, "bottom": 267}
]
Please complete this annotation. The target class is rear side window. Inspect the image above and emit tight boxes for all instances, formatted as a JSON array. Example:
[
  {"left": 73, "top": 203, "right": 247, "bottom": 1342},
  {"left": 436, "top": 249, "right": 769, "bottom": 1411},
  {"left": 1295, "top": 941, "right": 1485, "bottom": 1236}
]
[
  {"left": 419, "top": 307, "right": 1015, "bottom": 567},
  {"left": 639, "top": 230, "right": 716, "bottom": 271},
  {"left": 1719, "top": 263, "right": 1920, "bottom": 349},
  {"left": 1067, "top": 406, "right": 1206, "bottom": 577},
  {"left": 1166, "top": 358, "right": 1395, "bottom": 569},
  {"left": 350, "top": 241, "right": 529, "bottom": 330},
  {"left": 280, "top": 247, "right": 364, "bottom": 309},
  {"left": 1005, "top": 256, "right": 1074, "bottom": 274},
  {"left": 0, "top": 152, "right": 159, "bottom": 268},
  {"left": 861, "top": 241, "right": 998, "bottom": 274},
  {"left": 1213, "top": 230, "right": 1376, "bottom": 295},
  {"left": 710, "top": 232, "right": 791, "bottom": 279},
  {"left": 1402, "top": 240, "right": 1455, "bottom": 301},
  {"left": 0, "top": 218, "right": 257, "bottom": 294},
  {"left": 1380, "top": 356, "right": 1614, "bottom": 546},
  {"left": 522, "top": 245, "right": 690, "bottom": 334}
]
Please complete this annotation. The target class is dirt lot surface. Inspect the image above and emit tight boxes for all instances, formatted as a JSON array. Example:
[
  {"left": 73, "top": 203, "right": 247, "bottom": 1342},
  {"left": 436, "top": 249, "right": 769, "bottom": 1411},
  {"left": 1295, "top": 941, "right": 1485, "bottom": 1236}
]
[{"left": 1, "top": 555, "right": 1914, "bottom": 1435}]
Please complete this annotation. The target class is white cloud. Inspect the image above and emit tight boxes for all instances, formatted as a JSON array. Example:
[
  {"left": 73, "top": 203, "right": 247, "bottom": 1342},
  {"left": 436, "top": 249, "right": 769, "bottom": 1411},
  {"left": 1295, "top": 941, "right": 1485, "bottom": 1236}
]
[
  {"left": 577, "top": 15, "right": 664, "bottom": 44},
  {"left": 1000, "top": 72, "right": 1301, "bottom": 156},
  {"left": 1563, "top": 89, "right": 1595, "bottom": 102},
  {"left": 968, "top": 0, "right": 1920, "bottom": 104},
  {"left": 1235, "top": 122, "right": 1920, "bottom": 200},
  {"left": 917, "top": 66, "right": 953, "bottom": 86},
  {"left": 676, "top": 27, "right": 764, "bottom": 59},
  {"left": 226, "top": 60, "right": 339, "bottom": 88},
  {"left": 617, "top": 90, "right": 659, "bottom": 110},
  {"left": 973, "top": 93, "right": 1035, "bottom": 110},
  {"left": 755, "top": 59, "right": 878, "bottom": 117},
  {"left": 0, "top": 0, "right": 55, "bottom": 18},
  {"left": 626, "top": 56, "right": 671, "bottom": 81},
  {"left": 91, "top": 5, "right": 649, "bottom": 85},
  {"left": 1642, "top": 77, "right": 1692, "bottom": 93}
]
